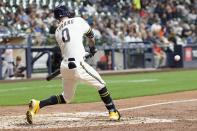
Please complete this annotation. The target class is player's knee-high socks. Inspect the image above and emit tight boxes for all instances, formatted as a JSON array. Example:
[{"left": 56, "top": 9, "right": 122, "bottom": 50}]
[
  {"left": 39, "top": 94, "right": 66, "bottom": 108},
  {"left": 99, "top": 87, "right": 117, "bottom": 112}
]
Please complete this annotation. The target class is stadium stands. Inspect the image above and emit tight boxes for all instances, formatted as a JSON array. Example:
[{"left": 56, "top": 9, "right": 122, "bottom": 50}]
[
  {"left": 0, "top": 0, "right": 197, "bottom": 79},
  {"left": 0, "top": 0, "right": 196, "bottom": 46}
]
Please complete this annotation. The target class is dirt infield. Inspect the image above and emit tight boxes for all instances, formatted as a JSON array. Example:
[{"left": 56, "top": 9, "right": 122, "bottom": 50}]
[{"left": 0, "top": 90, "right": 197, "bottom": 131}]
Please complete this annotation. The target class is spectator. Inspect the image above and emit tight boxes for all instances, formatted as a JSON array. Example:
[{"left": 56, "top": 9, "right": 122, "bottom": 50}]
[
  {"left": 1, "top": 49, "right": 8, "bottom": 79},
  {"left": 97, "top": 54, "right": 108, "bottom": 70},
  {"left": 14, "top": 56, "right": 25, "bottom": 78},
  {"left": 153, "top": 43, "right": 167, "bottom": 68},
  {"left": 2, "top": 49, "right": 14, "bottom": 79}
]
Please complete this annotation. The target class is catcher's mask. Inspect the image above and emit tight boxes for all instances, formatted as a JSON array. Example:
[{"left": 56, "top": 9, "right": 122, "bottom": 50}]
[{"left": 54, "top": 5, "right": 75, "bottom": 20}]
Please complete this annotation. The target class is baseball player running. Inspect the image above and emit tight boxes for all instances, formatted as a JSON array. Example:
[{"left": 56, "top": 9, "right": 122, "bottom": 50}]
[{"left": 26, "top": 5, "right": 121, "bottom": 124}]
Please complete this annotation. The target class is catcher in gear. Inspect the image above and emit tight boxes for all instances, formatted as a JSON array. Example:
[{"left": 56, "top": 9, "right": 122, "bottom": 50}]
[{"left": 26, "top": 5, "right": 121, "bottom": 124}]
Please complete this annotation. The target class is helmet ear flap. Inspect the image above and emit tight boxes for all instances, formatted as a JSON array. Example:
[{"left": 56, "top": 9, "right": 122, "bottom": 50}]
[
  {"left": 54, "top": 9, "right": 60, "bottom": 20},
  {"left": 68, "top": 11, "right": 75, "bottom": 18}
]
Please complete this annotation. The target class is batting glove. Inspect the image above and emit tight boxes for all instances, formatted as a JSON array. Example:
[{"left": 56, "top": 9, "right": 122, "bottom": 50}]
[{"left": 89, "top": 46, "right": 97, "bottom": 56}]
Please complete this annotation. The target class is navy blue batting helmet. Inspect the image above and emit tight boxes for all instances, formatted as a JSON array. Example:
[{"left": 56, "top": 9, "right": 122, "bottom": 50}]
[{"left": 54, "top": 5, "right": 75, "bottom": 20}]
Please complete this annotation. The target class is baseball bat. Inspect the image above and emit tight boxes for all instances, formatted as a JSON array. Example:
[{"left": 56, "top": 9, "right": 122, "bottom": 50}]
[
  {"left": 46, "top": 53, "right": 92, "bottom": 81},
  {"left": 46, "top": 69, "right": 60, "bottom": 81}
]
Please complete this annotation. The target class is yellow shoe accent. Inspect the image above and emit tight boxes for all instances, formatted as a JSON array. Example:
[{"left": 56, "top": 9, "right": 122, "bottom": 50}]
[
  {"left": 26, "top": 99, "right": 40, "bottom": 124},
  {"left": 109, "top": 111, "right": 121, "bottom": 121}
]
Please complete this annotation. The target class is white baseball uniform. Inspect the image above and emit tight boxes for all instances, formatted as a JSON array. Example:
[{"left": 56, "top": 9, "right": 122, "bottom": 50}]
[
  {"left": 2, "top": 49, "right": 14, "bottom": 78},
  {"left": 55, "top": 17, "right": 105, "bottom": 103}
]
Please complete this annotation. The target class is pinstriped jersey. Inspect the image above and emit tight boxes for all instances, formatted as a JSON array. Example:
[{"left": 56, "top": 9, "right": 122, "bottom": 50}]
[{"left": 55, "top": 17, "right": 91, "bottom": 61}]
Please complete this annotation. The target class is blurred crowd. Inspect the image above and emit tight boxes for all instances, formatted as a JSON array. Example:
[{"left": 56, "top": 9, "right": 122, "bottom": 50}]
[
  {"left": 0, "top": 0, "right": 196, "bottom": 46},
  {"left": 0, "top": 0, "right": 197, "bottom": 72}
]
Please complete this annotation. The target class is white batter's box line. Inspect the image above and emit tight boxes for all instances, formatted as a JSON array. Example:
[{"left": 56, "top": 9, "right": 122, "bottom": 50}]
[{"left": 0, "top": 112, "right": 177, "bottom": 129}]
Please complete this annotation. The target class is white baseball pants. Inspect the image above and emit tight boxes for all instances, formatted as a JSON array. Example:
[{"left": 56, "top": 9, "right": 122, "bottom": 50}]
[{"left": 60, "top": 60, "right": 106, "bottom": 103}]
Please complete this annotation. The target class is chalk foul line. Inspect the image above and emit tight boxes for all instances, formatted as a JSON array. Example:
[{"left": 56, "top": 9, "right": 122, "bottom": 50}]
[{"left": 119, "top": 98, "right": 197, "bottom": 111}]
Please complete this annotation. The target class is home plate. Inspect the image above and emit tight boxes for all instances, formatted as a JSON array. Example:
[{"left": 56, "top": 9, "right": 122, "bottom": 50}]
[{"left": 0, "top": 112, "right": 176, "bottom": 129}]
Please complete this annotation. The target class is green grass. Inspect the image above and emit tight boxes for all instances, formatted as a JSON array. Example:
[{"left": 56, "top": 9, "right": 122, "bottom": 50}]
[{"left": 0, "top": 70, "right": 197, "bottom": 106}]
